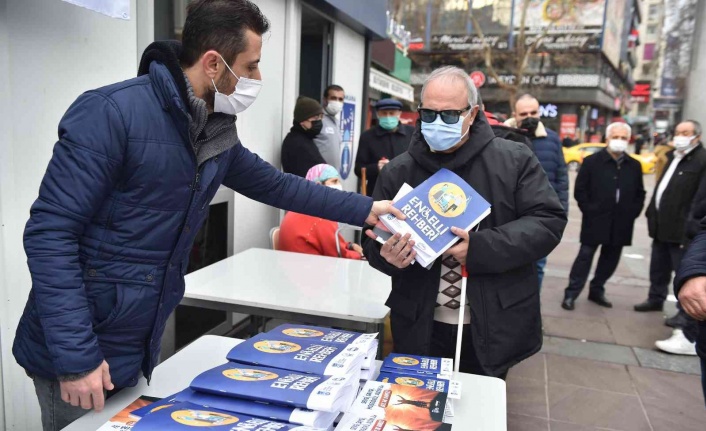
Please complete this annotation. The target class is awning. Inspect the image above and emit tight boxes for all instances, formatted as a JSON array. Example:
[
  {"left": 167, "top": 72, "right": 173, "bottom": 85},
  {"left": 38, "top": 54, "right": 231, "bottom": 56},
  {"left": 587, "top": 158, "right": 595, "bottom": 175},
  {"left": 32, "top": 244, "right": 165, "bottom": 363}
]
[{"left": 369, "top": 68, "right": 415, "bottom": 103}]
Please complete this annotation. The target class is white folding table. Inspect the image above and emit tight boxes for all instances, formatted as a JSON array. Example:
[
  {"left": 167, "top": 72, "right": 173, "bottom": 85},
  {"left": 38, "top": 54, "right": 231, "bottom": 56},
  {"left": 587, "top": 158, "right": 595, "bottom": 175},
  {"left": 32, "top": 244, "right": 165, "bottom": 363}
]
[
  {"left": 66, "top": 335, "right": 507, "bottom": 431},
  {"left": 162, "top": 248, "right": 393, "bottom": 358}
]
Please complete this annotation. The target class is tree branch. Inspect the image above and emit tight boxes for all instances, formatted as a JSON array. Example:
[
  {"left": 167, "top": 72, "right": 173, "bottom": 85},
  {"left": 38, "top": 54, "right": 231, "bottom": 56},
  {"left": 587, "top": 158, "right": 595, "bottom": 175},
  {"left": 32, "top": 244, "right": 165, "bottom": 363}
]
[{"left": 469, "top": 12, "right": 513, "bottom": 92}]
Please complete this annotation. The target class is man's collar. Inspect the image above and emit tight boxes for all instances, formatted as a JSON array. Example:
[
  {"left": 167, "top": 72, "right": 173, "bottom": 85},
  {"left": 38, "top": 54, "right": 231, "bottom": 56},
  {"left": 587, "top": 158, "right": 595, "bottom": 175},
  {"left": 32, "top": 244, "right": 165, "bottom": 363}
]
[{"left": 676, "top": 142, "right": 700, "bottom": 158}]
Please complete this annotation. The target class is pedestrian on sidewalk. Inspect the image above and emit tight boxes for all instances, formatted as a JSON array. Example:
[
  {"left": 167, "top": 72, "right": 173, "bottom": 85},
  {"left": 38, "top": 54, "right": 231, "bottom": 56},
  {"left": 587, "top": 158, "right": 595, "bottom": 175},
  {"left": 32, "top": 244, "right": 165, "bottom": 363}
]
[
  {"left": 505, "top": 94, "right": 569, "bottom": 291},
  {"left": 562, "top": 122, "right": 646, "bottom": 310},
  {"left": 673, "top": 216, "right": 706, "bottom": 400},
  {"left": 634, "top": 120, "right": 706, "bottom": 354}
]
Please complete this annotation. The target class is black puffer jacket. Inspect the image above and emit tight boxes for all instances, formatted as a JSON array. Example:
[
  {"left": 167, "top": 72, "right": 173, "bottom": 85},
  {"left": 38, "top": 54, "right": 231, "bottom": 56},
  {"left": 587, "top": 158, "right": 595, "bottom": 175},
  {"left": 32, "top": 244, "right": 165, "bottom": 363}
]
[{"left": 362, "top": 112, "right": 567, "bottom": 376}]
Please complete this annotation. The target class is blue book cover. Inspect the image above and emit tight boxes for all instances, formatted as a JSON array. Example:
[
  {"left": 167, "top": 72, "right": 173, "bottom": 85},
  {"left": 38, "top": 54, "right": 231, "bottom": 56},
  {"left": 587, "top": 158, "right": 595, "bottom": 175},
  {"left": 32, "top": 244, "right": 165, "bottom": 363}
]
[
  {"left": 131, "top": 401, "right": 319, "bottom": 430},
  {"left": 380, "top": 168, "right": 491, "bottom": 267},
  {"left": 130, "top": 392, "right": 182, "bottom": 418},
  {"left": 227, "top": 332, "right": 364, "bottom": 376},
  {"left": 381, "top": 354, "right": 453, "bottom": 379},
  {"left": 190, "top": 362, "right": 355, "bottom": 413},
  {"left": 175, "top": 389, "right": 337, "bottom": 429},
  {"left": 376, "top": 372, "right": 451, "bottom": 393},
  {"left": 267, "top": 324, "right": 378, "bottom": 369}
]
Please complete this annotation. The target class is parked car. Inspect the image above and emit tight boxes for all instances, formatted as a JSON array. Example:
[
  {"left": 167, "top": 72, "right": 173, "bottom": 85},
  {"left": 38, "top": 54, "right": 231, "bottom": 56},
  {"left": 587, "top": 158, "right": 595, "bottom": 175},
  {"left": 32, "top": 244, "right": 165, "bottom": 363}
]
[{"left": 563, "top": 143, "right": 656, "bottom": 174}]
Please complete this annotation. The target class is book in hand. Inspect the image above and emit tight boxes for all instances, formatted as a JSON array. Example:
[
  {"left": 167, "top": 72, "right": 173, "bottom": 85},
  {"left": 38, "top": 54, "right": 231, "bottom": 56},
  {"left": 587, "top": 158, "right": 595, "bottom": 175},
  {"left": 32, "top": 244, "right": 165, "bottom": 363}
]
[
  {"left": 189, "top": 362, "right": 356, "bottom": 413},
  {"left": 381, "top": 354, "right": 453, "bottom": 380},
  {"left": 175, "top": 388, "right": 338, "bottom": 429},
  {"left": 96, "top": 396, "right": 160, "bottom": 430},
  {"left": 267, "top": 324, "right": 379, "bottom": 370},
  {"left": 227, "top": 332, "right": 365, "bottom": 376},
  {"left": 336, "top": 380, "right": 452, "bottom": 431},
  {"left": 372, "top": 183, "right": 413, "bottom": 245},
  {"left": 379, "top": 168, "right": 491, "bottom": 267},
  {"left": 131, "top": 401, "right": 321, "bottom": 431}
]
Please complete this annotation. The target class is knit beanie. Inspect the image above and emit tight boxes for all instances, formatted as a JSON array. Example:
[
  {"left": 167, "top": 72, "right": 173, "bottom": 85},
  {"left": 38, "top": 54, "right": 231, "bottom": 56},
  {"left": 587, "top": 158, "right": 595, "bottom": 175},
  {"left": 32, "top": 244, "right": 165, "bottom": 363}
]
[
  {"left": 294, "top": 96, "right": 323, "bottom": 122},
  {"left": 306, "top": 164, "right": 340, "bottom": 184}
]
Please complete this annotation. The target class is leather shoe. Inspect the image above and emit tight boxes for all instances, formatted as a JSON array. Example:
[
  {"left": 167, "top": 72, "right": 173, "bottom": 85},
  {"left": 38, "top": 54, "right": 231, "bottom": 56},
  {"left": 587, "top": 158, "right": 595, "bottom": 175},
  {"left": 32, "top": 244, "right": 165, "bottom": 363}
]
[
  {"left": 561, "top": 297, "right": 575, "bottom": 310},
  {"left": 588, "top": 295, "right": 613, "bottom": 308},
  {"left": 665, "top": 310, "right": 689, "bottom": 328},
  {"left": 634, "top": 300, "right": 664, "bottom": 312}
]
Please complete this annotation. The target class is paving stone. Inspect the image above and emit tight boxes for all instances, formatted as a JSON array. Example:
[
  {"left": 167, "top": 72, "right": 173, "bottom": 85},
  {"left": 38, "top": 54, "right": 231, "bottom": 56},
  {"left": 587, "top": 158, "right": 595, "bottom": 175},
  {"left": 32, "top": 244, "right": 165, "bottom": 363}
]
[
  {"left": 641, "top": 395, "right": 706, "bottom": 431},
  {"left": 547, "top": 383, "right": 651, "bottom": 431},
  {"left": 507, "top": 413, "right": 549, "bottom": 431},
  {"left": 509, "top": 353, "right": 546, "bottom": 382},
  {"left": 604, "top": 312, "right": 672, "bottom": 349},
  {"left": 546, "top": 355, "right": 634, "bottom": 395},
  {"left": 548, "top": 421, "right": 597, "bottom": 430},
  {"left": 632, "top": 347, "right": 702, "bottom": 375},
  {"left": 628, "top": 366, "right": 705, "bottom": 402},
  {"left": 543, "top": 316, "right": 616, "bottom": 344},
  {"left": 540, "top": 336, "right": 638, "bottom": 366},
  {"left": 506, "top": 376, "right": 549, "bottom": 419}
]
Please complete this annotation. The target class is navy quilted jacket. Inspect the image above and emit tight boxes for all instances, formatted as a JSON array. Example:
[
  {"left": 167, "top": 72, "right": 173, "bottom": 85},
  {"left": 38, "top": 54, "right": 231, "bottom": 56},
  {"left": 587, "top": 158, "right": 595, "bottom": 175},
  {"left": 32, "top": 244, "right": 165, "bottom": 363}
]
[
  {"left": 13, "top": 57, "right": 372, "bottom": 387},
  {"left": 532, "top": 129, "right": 569, "bottom": 212},
  {"left": 674, "top": 218, "right": 706, "bottom": 359}
]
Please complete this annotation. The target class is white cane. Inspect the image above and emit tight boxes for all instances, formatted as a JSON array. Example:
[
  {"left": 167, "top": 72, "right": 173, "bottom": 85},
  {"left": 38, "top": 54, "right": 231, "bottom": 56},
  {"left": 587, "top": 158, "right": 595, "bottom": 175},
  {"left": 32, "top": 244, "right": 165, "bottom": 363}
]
[{"left": 454, "top": 266, "right": 468, "bottom": 373}]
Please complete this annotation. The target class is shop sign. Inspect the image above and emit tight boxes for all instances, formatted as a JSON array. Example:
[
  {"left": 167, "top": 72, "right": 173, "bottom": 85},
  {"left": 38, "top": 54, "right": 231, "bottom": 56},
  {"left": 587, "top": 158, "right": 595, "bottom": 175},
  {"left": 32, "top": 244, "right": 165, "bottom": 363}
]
[
  {"left": 486, "top": 74, "right": 558, "bottom": 87},
  {"left": 470, "top": 71, "right": 486, "bottom": 88},
  {"left": 540, "top": 104, "right": 559, "bottom": 118},
  {"left": 431, "top": 34, "right": 509, "bottom": 51},
  {"left": 559, "top": 114, "right": 578, "bottom": 139}
]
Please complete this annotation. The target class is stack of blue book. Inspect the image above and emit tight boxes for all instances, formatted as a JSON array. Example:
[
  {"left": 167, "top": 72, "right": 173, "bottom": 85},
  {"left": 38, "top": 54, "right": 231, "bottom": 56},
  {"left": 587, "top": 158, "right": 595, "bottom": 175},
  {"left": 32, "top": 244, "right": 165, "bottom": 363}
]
[{"left": 128, "top": 324, "right": 378, "bottom": 430}]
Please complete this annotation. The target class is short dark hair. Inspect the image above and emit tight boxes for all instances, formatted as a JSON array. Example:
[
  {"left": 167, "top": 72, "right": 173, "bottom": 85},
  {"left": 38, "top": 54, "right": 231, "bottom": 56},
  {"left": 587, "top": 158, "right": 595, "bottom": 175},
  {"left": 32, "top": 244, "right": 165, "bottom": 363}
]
[
  {"left": 181, "top": 0, "right": 270, "bottom": 67},
  {"left": 324, "top": 85, "right": 344, "bottom": 99}
]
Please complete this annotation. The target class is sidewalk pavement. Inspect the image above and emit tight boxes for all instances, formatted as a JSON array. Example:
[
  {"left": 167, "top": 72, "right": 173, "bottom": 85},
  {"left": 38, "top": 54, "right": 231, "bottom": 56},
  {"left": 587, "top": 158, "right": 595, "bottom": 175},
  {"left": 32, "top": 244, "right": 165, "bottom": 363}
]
[{"left": 506, "top": 171, "right": 706, "bottom": 430}]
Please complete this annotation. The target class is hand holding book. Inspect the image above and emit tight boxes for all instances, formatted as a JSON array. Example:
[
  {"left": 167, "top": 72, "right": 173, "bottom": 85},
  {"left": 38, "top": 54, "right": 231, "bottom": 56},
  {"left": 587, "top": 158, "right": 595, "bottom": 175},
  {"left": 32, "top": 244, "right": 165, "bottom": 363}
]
[
  {"left": 443, "top": 227, "right": 470, "bottom": 264},
  {"left": 365, "top": 231, "right": 417, "bottom": 269}
]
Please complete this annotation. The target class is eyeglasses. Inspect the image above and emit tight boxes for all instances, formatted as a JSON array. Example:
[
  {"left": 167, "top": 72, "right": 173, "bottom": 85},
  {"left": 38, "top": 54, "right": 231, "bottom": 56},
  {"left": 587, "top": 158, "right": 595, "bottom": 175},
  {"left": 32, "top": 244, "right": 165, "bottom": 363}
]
[{"left": 418, "top": 105, "right": 472, "bottom": 124}]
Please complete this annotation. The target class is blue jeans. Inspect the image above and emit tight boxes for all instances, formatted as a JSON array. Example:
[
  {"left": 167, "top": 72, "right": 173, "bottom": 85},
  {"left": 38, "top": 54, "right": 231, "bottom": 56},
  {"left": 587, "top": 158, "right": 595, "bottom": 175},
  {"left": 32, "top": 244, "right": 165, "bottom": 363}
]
[
  {"left": 31, "top": 374, "right": 88, "bottom": 431},
  {"left": 536, "top": 257, "right": 547, "bottom": 292}
]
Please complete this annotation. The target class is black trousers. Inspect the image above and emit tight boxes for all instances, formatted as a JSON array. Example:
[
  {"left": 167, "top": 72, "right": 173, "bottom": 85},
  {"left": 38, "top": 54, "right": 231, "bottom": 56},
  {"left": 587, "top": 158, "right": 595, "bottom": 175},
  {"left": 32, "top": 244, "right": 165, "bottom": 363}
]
[
  {"left": 564, "top": 243, "right": 623, "bottom": 299},
  {"left": 429, "top": 321, "right": 508, "bottom": 380},
  {"left": 648, "top": 239, "right": 684, "bottom": 303}
]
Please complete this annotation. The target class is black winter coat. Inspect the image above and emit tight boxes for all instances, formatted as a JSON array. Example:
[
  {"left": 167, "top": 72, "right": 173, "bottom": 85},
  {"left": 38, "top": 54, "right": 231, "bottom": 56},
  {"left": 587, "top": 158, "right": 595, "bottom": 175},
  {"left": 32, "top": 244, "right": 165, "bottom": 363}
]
[
  {"left": 281, "top": 124, "right": 326, "bottom": 178},
  {"left": 646, "top": 145, "right": 706, "bottom": 244},
  {"left": 674, "top": 217, "right": 706, "bottom": 360},
  {"left": 686, "top": 174, "right": 706, "bottom": 240},
  {"left": 362, "top": 113, "right": 567, "bottom": 376},
  {"left": 354, "top": 124, "right": 415, "bottom": 196},
  {"left": 575, "top": 150, "right": 646, "bottom": 246}
]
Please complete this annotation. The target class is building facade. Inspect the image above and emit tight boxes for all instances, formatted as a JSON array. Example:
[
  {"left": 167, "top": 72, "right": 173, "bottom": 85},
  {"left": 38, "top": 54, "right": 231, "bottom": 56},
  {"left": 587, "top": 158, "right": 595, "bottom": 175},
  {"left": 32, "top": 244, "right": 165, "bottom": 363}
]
[{"left": 395, "top": 0, "right": 641, "bottom": 142}]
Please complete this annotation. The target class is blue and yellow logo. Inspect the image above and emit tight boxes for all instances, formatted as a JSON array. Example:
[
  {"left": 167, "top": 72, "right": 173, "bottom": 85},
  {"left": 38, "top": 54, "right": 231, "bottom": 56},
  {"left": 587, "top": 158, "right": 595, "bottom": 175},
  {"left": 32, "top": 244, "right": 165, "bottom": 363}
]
[
  {"left": 171, "top": 409, "right": 239, "bottom": 426},
  {"left": 429, "top": 183, "right": 469, "bottom": 217},
  {"left": 395, "top": 376, "right": 425, "bottom": 387},
  {"left": 254, "top": 340, "right": 301, "bottom": 354},
  {"left": 392, "top": 356, "right": 420, "bottom": 366},
  {"left": 222, "top": 368, "right": 279, "bottom": 381},
  {"left": 282, "top": 328, "right": 325, "bottom": 338}
]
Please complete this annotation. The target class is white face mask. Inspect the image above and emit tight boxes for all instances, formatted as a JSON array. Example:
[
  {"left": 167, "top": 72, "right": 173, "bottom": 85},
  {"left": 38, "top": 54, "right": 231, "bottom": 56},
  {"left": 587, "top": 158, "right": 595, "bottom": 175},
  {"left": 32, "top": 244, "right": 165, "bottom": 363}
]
[
  {"left": 673, "top": 135, "right": 695, "bottom": 150},
  {"left": 608, "top": 139, "right": 628, "bottom": 153},
  {"left": 326, "top": 183, "right": 343, "bottom": 191},
  {"left": 213, "top": 54, "right": 262, "bottom": 115},
  {"left": 324, "top": 101, "right": 343, "bottom": 116}
]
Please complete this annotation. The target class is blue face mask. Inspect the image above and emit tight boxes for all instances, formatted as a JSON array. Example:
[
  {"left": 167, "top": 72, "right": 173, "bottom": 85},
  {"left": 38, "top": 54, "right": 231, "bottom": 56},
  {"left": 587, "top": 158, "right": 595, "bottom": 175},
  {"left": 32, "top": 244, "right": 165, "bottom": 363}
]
[
  {"left": 421, "top": 111, "right": 472, "bottom": 152},
  {"left": 378, "top": 116, "right": 400, "bottom": 130}
]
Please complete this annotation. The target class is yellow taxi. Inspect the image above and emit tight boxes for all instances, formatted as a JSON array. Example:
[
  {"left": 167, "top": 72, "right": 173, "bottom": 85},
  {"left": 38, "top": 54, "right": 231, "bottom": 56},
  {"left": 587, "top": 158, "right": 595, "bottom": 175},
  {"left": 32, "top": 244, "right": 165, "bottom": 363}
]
[{"left": 563, "top": 143, "right": 656, "bottom": 174}]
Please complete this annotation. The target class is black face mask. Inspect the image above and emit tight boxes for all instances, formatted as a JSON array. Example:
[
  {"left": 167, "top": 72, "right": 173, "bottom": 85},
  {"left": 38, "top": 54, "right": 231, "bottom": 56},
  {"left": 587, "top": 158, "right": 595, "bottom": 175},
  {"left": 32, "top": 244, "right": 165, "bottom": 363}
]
[
  {"left": 305, "top": 119, "right": 323, "bottom": 138},
  {"left": 520, "top": 117, "right": 540, "bottom": 135}
]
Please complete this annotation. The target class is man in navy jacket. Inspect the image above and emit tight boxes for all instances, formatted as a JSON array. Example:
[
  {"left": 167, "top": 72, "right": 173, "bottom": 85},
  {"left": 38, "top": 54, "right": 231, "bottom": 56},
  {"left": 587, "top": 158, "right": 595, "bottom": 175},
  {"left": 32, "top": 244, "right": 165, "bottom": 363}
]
[
  {"left": 505, "top": 94, "right": 569, "bottom": 289},
  {"left": 675, "top": 216, "right": 706, "bottom": 403},
  {"left": 12, "top": 1, "right": 400, "bottom": 429}
]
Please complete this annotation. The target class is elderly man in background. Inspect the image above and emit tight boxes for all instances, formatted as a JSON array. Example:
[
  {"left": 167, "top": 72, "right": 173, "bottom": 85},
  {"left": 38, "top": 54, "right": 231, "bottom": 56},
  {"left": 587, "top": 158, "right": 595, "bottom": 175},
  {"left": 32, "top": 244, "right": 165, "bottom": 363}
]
[
  {"left": 362, "top": 66, "right": 566, "bottom": 378},
  {"left": 562, "top": 122, "right": 646, "bottom": 310},
  {"left": 355, "top": 98, "right": 415, "bottom": 196}
]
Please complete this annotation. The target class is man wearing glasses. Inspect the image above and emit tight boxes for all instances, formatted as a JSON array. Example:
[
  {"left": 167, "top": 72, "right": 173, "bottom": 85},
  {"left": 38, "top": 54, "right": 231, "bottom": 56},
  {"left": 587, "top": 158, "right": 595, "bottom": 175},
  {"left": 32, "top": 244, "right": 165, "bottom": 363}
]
[{"left": 362, "top": 66, "right": 567, "bottom": 378}]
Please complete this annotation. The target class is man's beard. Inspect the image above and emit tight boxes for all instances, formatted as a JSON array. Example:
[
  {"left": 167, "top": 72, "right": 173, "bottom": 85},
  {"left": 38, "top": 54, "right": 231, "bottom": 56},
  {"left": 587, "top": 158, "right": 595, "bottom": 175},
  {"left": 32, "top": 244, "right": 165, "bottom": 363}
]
[{"left": 205, "top": 72, "right": 235, "bottom": 112}]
